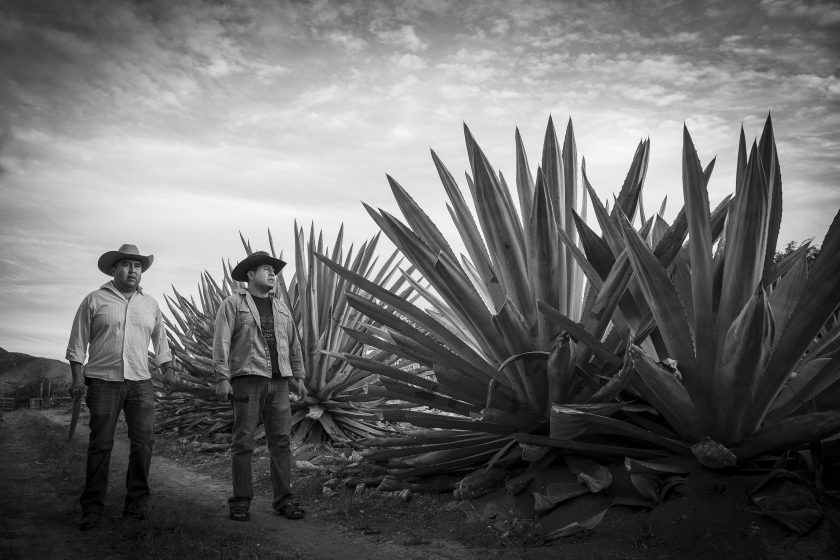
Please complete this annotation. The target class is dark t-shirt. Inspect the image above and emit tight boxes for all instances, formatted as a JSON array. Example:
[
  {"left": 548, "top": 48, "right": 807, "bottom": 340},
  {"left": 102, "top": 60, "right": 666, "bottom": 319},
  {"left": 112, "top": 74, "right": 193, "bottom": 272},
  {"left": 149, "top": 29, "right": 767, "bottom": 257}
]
[{"left": 252, "top": 295, "right": 281, "bottom": 376}]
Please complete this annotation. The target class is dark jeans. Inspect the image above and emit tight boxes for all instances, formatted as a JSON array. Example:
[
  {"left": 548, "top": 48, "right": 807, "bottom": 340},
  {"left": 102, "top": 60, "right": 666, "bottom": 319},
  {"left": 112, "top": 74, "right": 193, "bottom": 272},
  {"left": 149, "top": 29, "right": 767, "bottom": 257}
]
[
  {"left": 229, "top": 376, "right": 292, "bottom": 510},
  {"left": 80, "top": 378, "right": 155, "bottom": 516}
]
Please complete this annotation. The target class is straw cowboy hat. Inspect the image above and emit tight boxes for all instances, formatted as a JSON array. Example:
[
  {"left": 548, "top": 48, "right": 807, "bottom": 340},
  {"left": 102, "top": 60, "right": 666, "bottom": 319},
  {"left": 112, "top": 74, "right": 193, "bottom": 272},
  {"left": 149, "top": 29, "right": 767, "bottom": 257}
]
[
  {"left": 97, "top": 244, "right": 154, "bottom": 275},
  {"left": 231, "top": 251, "right": 287, "bottom": 282}
]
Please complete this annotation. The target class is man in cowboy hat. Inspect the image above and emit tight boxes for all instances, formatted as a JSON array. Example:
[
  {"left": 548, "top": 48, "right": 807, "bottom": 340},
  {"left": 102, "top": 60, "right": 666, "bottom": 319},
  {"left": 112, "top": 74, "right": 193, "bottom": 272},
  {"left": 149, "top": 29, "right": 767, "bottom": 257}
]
[
  {"left": 66, "top": 243, "right": 177, "bottom": 530},
  {"left": 213, "top": 250, "right": 307, "bottom": 522}
]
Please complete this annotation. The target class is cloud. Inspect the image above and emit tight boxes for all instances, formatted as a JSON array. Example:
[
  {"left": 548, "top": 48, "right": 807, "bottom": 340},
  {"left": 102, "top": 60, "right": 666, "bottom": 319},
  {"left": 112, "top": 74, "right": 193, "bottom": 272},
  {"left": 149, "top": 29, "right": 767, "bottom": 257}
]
[
  {"left": 323, "top": 29, "right": 368, "bottom": 52},
  {"left": 392, "top": 53, "right": 427, "bottom": 70},
  {"left": 373, "top": 24, "right": 427, "bottom": 52},
  {"left": 760, "top": 0, "right": 840, "bottom": 25}
]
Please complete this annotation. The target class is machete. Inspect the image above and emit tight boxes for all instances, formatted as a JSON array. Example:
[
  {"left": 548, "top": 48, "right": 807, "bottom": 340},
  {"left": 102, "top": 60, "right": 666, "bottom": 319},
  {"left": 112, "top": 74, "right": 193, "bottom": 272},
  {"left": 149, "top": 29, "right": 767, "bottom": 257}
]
[{"left": 68, "top": 390, "right": 83, "bottom": 441}]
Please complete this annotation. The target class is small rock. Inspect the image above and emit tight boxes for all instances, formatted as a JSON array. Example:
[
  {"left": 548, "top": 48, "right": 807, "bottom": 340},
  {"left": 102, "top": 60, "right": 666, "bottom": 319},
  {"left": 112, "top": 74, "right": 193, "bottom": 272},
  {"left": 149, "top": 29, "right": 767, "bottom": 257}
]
[
  {"left": 399, "top": 489, "right": 411, "bottom": 502},
  {"left": 322, "top": 486, "right": 338, "bottom": 497}
]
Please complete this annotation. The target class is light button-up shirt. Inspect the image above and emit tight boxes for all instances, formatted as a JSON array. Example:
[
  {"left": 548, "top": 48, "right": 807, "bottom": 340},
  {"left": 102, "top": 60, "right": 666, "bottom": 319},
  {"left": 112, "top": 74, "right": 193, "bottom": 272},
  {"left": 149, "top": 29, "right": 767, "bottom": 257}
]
[{"left": 66, "top": 281, "right": 172, "bottom": 381}]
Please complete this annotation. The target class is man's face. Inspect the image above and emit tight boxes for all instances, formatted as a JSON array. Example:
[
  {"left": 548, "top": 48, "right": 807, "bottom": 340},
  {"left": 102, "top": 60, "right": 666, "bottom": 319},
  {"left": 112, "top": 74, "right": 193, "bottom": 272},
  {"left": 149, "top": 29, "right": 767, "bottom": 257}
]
[
  {"left": 247, "top": 263, "right": 276, "bottom": 290},
  {"left": 112, "top": 259, "right": 143, "bottom": 292}
]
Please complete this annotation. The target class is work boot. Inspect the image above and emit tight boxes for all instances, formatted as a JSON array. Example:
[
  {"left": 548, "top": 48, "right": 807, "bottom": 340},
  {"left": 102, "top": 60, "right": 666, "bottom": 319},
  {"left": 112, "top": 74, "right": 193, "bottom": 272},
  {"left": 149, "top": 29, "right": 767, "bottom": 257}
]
[{"left": 79, "top": 511, "right": 100, "bottom": 531}]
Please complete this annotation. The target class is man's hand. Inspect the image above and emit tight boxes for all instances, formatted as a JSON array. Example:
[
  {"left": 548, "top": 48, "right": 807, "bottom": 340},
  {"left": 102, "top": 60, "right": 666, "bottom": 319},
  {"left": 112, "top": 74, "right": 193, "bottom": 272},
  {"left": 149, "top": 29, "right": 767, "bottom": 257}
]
[
  {"left": 69, "top": 377, "right": 85, "bottom": 398},
  {"left": 291, "top": 378, "right": 307, "bottom": 400},
  {"left": 216, "top": 379, "right": 232, "bottom": 402},
  {"left": 163, "top": 368, "right": 178, "bottom": 392}
]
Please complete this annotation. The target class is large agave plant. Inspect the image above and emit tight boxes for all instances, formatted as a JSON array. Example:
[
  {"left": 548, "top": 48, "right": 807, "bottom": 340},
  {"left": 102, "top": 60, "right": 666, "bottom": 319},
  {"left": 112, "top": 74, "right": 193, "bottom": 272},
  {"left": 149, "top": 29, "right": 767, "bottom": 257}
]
[
  {"left": 316, "top": 117, "right": 669, "bottom": 475},
  {"left": 160, "top": 227, "right": 411, "bottom": 444},
  {"left": 614, "top": 115, "right": 840, "bottom": 465}
]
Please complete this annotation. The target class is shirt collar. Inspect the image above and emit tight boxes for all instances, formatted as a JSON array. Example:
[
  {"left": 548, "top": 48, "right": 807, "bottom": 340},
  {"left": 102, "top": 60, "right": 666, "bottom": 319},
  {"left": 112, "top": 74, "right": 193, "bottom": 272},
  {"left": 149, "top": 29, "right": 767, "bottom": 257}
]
[{"left": 101, "top": 280, "right": 144, "bottom": 298}]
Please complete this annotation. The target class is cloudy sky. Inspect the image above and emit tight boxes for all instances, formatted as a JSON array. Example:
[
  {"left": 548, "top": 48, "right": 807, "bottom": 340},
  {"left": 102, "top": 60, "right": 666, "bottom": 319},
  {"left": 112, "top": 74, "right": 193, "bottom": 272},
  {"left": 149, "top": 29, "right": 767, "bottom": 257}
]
[{"left": 1, "top": 0, "right": 838, "bottom": 360}]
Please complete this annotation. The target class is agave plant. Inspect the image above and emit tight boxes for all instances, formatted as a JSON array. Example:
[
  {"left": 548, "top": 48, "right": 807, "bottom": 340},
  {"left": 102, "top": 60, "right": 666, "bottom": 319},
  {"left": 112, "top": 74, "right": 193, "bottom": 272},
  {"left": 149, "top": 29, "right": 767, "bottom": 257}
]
[
  {"left": 315, "top": 116, "right": 676, "bottom": 476},
  {"left": 613, "top": 115, "right": 840, "bottom": 465},
  {"left": 160, "top": 226, "right": 411, "bottom": 444}
]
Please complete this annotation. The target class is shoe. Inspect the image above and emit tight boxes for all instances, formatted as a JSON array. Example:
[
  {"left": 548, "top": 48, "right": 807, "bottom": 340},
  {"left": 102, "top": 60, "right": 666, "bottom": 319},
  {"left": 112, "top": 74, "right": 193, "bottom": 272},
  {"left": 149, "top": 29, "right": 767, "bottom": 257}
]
[
  {"left": 275, "top": 501, "right": 305, "bottom": 520},
  {"left": 79, "top": 512, "right": 100, "bottom": 531},
  {"left": 229, "top": 501, "right": 250, "bottom": 522}
]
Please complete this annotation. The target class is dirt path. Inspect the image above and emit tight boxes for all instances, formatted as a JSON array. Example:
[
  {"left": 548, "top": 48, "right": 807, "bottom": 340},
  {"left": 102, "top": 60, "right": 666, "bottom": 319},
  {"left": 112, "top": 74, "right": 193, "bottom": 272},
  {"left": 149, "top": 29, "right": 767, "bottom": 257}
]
[{"left": 0, "top": 409, "right": 476, "bottom": 560}]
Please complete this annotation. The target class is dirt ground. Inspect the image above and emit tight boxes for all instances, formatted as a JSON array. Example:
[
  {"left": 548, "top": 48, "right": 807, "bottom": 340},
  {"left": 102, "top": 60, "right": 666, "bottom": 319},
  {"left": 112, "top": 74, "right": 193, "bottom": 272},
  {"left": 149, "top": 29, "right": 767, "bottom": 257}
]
[{"left": 1, "top": 406, "right": 839, "bottom": 560}]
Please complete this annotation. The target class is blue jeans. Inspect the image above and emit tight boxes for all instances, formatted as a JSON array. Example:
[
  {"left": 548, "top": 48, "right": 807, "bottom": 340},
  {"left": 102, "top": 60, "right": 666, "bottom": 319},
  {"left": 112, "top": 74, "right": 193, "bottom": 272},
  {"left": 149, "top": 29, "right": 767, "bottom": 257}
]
[
  {"left": 229, "top": 376, "right": 292, "bottom": 510},
  {"left": 80, "top": 378, "right": 155, "bottom": 515}
]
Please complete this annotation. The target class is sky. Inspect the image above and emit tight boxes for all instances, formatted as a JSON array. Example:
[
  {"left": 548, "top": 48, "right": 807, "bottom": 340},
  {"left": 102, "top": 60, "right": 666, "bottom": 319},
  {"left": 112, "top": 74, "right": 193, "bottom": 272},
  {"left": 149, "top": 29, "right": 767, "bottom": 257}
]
[{"left": 1, "top": 0, "right": 838, "bottom": 360}]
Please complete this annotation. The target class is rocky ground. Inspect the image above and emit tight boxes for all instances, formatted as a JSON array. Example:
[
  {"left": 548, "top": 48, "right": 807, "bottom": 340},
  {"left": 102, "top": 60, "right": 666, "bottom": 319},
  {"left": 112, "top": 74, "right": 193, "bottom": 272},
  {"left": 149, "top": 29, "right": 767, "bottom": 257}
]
[{"left": 1, "top": 406, "right": 838, "bottom": 560}]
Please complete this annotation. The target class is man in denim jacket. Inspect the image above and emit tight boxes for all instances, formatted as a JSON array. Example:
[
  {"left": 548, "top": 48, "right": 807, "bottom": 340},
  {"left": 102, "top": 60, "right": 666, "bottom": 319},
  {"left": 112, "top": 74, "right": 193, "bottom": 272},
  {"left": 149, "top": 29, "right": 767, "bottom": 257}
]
[
  {"left": 67, "top": 243, "right": 176, "bottom": 530},
  {"left": 213, "top": 251, "right": 307, "bottom": 521}
]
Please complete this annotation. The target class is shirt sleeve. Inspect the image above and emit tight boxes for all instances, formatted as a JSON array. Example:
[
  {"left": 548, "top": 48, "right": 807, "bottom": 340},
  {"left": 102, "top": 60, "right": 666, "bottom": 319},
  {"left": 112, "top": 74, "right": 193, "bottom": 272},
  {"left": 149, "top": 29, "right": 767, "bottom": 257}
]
[
  {"left": 212, "top": 297, "right": 234, "bottom": 381},
  {"left": 66, "top": 295, "right": 91, "bottom": 363},
  {"left": 287, "top": 321, "right": 305, "bottom": 380},
  {"left": 150, "top": 301, "right": 173, "bottom": 366}
]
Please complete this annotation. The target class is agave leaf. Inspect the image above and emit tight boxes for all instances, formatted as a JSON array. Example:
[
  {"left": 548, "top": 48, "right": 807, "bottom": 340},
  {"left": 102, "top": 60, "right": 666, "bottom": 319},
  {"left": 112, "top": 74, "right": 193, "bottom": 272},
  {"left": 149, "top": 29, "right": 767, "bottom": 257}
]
[
  {"left": 750, "top": 469, "right": 822, "bottom": 536},
  {"left": 388, "top": 175, "right": 458, "bottom": 264},
  {"left": 628, "top": 345, "right": 705, "bottom": 442},
  {"left": 562, "top": 118, "right": 584, "bottom": 320},
  {"left": 767, "top": 355, "right": 840, "bottom": 422},
  {"left": 715, "top": 141, "right": 770, "bottom": 365},
  {"left": 691, "top": 437, "right": 737, "bottom": 468},
  {"left": 516, "top": 432, "right": 671, "bottom": 459},
  {"left": 616, "top": 212, "right": 702, "bottom": 399},
  {"left": 467, "top": 128, "right": 532, "bottom": 320},
  {"left": 573, "top": 209, "right": 616, "bottom": 279},
  {"left": 584, "top": 177, "right": 624, "bottom": 258},
  {"left": 681, "top": 125, "right": 717, "bottom": 390},
  {"left": 533, "top": 483, "right": 588, "bottom": 513},
  {"left": 314, "top": 252, "right": 493, "bottom": 375},
  {"left": 515, "top": 128, "right": 535, "bottom": 234},
  {"left": 734, "top": 410, "right": 840, "bottom": 461},
  {"left": 528, "top": 169, "right": 561, "bottom": 346},
  {"left": 538, "top": 302, "right": 622, "bottom": 367},
  {"left": 767, "top": 253, "right": 807, "bottom": 347},
  {"left": 614, "top": 138, "right": 650, "bottom": 223},
  {"left": 544, "top": 508, "right": 608, "bottom": 539},
  {"left": 565, "top": 455, "right": 613, "bottom": 493},
  {"left": 718, "top": 288, "right": 775, "bottom": 442},
  {"left": 758, "top": 115, "right": 783, "bottom": 281},
  {"left": 749, "top": 209, "right": 840, "bottom": 429}
]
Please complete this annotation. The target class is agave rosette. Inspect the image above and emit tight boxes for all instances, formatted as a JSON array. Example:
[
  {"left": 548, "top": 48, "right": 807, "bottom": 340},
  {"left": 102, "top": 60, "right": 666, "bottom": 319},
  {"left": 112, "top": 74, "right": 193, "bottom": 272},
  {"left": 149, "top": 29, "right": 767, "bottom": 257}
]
[
  {"left": 614, "top": 115, "right": 840, "bottom": 464},
  {"left": 315, "top": 117, "right": 679, "bottom": 475}
]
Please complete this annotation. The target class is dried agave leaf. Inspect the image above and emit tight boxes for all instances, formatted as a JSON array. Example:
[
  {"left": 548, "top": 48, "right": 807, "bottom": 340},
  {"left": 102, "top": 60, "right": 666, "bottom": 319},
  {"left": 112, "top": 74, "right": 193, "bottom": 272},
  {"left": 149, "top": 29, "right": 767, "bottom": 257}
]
[
  {"left": 565, "top": 456, "right": 613, "bottom": 493},
  {"left": 533, "top": 481, "right": 590, "bottom": 513},
  {"left": 630, "top": 473, "right": 661, "bottom": 503},
  {"left": 544, "top": 508, "right": 608, "bottom": 539},
  {"left": 624, "top": 456, "right": 690, "bottom": 475},
  {"left": 691, "top": 436, "right": 737, "bottom": 469},
  {"left": 750, "top": 470, "right": 823, "bottom": 535}
]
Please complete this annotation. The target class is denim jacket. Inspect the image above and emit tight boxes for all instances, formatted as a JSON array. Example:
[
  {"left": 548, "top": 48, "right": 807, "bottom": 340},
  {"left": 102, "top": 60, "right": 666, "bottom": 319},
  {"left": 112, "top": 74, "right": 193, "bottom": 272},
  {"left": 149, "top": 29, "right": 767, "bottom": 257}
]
[{"left": 212, "top": 289, "right": 304, "bottom": 381}]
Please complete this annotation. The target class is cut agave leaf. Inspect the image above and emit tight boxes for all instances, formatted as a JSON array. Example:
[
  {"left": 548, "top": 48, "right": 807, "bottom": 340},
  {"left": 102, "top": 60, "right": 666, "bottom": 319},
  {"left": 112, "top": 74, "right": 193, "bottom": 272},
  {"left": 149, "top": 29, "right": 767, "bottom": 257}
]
[
  {"left": 544, "top": 508, "right": 608, "bottom": 539},
  {"left": 691, "top": 437, "right": 737, "bottom": 469},
  {"left": 533, "top": 481, "right": 590, "bottom": 513},
  {"left": 565, "top": 456, "right": 613, "bottom": 493}
]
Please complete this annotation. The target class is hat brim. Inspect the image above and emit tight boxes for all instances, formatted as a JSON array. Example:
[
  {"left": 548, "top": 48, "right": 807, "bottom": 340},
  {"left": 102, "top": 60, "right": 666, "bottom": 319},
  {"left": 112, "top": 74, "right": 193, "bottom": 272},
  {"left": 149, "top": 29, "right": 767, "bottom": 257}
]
[
  {"left": 98, "top": 252, "right": 154, "bottom": 275},
  {"left": 231, "top": 253, "right": 287, "bottom": 282}
]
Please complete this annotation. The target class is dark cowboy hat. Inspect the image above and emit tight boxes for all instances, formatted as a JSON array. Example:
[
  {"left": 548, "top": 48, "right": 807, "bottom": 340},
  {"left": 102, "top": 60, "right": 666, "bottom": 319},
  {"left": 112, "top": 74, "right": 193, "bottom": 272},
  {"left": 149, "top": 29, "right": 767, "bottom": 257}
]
[
  {"left": 231, "top": 251, "right": 287, "bottom": 282},
  {"left": 97, "top": 244, "right": 154, "bottom": 275}
]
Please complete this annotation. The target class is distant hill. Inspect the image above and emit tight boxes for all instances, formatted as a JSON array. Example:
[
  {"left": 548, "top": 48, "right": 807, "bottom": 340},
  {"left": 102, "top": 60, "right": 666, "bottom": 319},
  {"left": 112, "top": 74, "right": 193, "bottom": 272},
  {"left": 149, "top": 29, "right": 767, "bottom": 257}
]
[{"left": 0, "top": 347, "right": 70, "bottom": 397}]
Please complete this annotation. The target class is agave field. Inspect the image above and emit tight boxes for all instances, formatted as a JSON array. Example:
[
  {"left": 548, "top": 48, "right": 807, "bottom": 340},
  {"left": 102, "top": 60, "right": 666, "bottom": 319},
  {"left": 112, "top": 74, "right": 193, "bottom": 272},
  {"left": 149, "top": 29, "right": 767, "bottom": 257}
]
[{"left": 157, "top": 114, "right": 840, "bottom": 531}]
